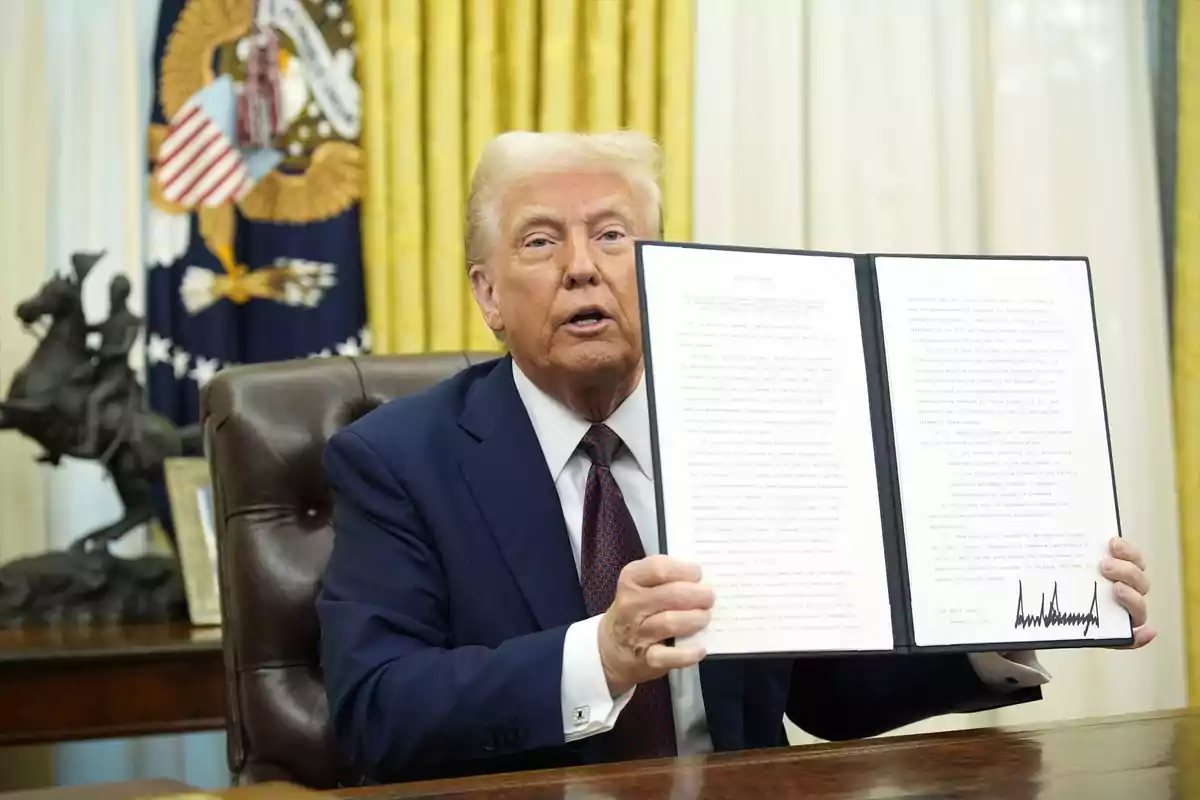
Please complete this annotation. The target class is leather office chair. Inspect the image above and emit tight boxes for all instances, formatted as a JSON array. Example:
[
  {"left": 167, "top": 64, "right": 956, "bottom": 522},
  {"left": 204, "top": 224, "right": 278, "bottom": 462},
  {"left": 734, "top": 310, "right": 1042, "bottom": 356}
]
[{"left": 200, "top": 352, "right": 497, "bottom": 788}]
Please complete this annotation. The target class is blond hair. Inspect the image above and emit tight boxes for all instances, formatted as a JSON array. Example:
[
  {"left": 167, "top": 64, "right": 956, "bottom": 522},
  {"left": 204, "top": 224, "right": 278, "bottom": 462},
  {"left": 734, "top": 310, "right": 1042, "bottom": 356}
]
[{"left": 464, "top": 130, "right": 663, "bottom": 268}]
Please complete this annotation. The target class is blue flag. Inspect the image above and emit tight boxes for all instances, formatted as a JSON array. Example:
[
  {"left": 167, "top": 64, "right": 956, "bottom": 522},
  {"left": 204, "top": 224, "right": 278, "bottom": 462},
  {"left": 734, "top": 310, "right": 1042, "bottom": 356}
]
[{"left": 146, "top": 0, "right": 367, "bottom": 424}]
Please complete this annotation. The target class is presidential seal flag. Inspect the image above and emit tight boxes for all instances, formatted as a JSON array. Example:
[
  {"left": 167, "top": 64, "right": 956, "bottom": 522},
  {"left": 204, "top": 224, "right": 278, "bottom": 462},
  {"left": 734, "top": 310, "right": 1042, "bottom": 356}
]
[{"left": 146, "top": 0, "right": 368, "bottom": 424}]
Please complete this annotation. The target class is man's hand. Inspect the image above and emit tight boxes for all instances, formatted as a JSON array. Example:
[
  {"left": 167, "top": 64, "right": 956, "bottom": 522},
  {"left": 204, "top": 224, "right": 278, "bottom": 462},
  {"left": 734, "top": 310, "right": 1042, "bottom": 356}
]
[
  {"left": 1102, "top": 536, "right": 1156, "bottom": 649},
  {"left": 597, "top": 555, "right": 714, "bottom": 697}
]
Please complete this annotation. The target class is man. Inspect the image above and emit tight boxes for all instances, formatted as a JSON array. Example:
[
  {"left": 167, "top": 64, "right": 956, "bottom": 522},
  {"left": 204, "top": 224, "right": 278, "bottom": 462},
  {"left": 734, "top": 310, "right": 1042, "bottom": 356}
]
[
  {"left": 75, "top": 275, "right": 142, "bottom": 460},
  {"left": 316, "top": 131, "right": 1155, "bottom": 785}
]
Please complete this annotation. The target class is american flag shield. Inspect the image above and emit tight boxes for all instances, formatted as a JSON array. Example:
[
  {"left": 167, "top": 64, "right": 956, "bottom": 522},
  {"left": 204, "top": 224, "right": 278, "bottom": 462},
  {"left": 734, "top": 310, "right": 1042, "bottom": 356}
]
[{"left": 157, "top": 78, "right": 255, "bottom": 209}]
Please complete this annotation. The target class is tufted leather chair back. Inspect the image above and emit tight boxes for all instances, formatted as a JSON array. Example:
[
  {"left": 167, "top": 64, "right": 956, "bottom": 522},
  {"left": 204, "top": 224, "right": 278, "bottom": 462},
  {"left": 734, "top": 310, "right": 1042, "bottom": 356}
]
[{"left": 200, "top": 353, "right": 495, "bottom": 788}]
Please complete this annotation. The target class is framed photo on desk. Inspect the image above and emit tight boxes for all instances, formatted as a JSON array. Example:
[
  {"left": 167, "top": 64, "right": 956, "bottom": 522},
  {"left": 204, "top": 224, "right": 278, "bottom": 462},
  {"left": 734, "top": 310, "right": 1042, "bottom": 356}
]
[{"left": 164, "top": 456, "right": 222, "bottom": 627}]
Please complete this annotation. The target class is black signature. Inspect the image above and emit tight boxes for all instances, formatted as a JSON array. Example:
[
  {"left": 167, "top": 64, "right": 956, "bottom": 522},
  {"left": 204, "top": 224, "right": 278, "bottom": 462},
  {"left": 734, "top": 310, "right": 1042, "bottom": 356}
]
[{"left": 1013, "top": 580, "right": 1100, "bottom": 635}]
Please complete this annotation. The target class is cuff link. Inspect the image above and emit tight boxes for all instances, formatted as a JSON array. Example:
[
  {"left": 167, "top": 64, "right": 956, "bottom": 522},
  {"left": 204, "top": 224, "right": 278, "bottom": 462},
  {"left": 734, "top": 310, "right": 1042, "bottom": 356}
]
[{"left": 572, "top": 705, "right": 591, "bottom": 726}]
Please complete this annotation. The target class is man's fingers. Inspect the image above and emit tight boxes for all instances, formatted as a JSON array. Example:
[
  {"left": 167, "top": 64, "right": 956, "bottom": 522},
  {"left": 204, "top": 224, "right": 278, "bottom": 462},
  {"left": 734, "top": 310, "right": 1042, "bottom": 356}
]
[
  {"left": 644, "top": 642, "right": 705, "bottom": 672},
  {"left": 640, "top": 609, "right": 711, "bottom": 643},
  {"left": 1110, "top": 536, "right": 1146, "bottom": 571},
  {"left": 625, "top": 555, "right": 702, "bottom": 588},
  {"left": 1117, "top": 625, "right": 1157, "bottom": 650},
  {"left": 1113, "top": 582, "right": 1148, "bottom": 628},
  {"left": 1131, "top": 625, "right": 1157, "bottom": 649},
  {"left": 643, "top": 581, "right": 715, "bottom": 613},
  {"left": 1102, "top": 557, "right": 1151, "bottom": 597}
]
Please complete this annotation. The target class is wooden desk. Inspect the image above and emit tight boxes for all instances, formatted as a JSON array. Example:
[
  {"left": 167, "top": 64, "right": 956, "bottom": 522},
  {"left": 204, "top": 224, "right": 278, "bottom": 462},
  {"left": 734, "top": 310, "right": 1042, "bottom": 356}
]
[
  {"left": 0, "top": 778, "right": 195, "bottom": 799},
  {"left": 317, "top": 709, "right": 1200, "bottom": 799},
  {"left": 0, "top": 624, "right": 226, "bottom": 746}
]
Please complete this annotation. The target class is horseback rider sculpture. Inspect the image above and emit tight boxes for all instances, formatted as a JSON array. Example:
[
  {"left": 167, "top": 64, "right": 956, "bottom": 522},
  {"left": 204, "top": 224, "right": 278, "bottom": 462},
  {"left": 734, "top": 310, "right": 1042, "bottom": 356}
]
[
  {"left": 1, "top": 250, "right": 201, "bottom": 555},
  {"left": 14, "top": 254, "right": 142, "bottom": 467},
  {"left": 0, "top": 250, "right": 200, "bottom": 626}
]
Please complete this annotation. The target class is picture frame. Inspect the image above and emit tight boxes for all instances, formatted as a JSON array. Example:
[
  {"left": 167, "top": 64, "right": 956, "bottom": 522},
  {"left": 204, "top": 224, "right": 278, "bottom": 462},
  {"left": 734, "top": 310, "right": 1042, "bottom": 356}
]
[{"left": 163, "top": 456, "right": 222, "bottom": 627}]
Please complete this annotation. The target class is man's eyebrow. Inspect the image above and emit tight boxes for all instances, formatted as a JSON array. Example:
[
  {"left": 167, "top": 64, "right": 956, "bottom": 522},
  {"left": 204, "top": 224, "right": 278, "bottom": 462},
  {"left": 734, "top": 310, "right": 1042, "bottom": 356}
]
[
  {"left": 509, "top": 203, "right": 634, "bottom": 238},
  {"left": 585, "top": 206, "right": 634, "bottom": 226},
  {"left": 511, "top": 209, "right": 566, "bottom": 234}
]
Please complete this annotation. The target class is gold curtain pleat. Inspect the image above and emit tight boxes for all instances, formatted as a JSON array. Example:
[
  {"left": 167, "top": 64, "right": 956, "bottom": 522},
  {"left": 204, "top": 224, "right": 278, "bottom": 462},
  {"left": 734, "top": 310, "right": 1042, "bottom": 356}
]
[
  {"left": 465, "top": 1, "right": 501, "bottom": 349},
  {"left": 358, "top": 0, "right": 426, "bottom": 354},
  {"left": 426, "top": 1, "right": 467, "bottom": 352},
  {"left": 357, "top": 0, "right": 694, "bottom": 354},
  {"left": 540, "top": 0, "right": 581, "bottom": 131},
  {"left": 1175, "top": 0, "right": 1200, "bottom": 708},
  {"left": 659, "top": 0, "right": 692, "bottom": 242},
  {"left": 504, "top": 0, "right": 539, "bottom": 132},
  {"left": 586, "top": 0, "right": 623, "bottom": 131},
  {"left": 625, "top": 0, "right": 658, "bottom": 139}
]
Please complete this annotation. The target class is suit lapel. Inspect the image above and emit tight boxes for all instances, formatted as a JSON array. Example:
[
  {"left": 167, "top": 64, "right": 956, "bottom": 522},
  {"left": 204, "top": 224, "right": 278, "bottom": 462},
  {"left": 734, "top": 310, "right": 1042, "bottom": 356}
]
[{"left": 458, "top": 357, "right": 587, "bottom": 631}]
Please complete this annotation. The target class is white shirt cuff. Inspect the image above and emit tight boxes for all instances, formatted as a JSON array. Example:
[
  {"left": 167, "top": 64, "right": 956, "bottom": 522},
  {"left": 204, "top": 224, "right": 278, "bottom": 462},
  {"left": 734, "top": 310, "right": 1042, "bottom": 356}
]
[
  {"left": 561, "top": 614, "right": 636, "bottom": 741},
  {"left": 967, "top": 650, "right": 1052, "bottom": 690}
]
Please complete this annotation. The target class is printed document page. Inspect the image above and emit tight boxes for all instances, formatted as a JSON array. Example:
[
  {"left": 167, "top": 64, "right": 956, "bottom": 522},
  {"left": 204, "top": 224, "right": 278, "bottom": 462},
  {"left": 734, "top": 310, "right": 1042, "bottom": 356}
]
[
  {"left": 873, "top": 256, "right": 1131, "bottom": 647},
  {"left": 639, "top": 244, "right": 895, "bottom": 656}
]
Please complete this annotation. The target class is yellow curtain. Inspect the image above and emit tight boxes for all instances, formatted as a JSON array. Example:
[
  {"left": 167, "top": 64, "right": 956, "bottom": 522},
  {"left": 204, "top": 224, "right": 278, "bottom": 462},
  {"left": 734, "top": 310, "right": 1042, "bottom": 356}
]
[
  {"left": 1175, "top": 0, "right": 1200, "bottom": 707},
  {"left": 355, "top": 0, "right": 694, "bottom": 354}
]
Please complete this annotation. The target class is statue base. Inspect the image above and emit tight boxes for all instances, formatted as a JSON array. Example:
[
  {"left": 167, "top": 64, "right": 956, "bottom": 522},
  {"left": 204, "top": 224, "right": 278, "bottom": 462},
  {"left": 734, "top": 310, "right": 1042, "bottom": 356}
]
[{"left": 0, "top": 548, "right": 188, "bottom": 628}]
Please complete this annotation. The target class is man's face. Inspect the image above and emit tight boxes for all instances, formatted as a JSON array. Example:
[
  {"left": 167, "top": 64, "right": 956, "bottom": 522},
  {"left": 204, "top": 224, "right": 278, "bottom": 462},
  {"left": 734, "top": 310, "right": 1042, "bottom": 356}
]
[{"left": 471, "top": 169, "right": 648, "bottom": 384}]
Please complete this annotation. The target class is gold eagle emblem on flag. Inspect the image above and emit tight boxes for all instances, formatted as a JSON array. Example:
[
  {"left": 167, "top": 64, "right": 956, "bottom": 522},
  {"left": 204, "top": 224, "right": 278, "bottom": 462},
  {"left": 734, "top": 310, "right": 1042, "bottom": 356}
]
[{"left": 147, "top": 0, "right": 362, "bottom": 314}]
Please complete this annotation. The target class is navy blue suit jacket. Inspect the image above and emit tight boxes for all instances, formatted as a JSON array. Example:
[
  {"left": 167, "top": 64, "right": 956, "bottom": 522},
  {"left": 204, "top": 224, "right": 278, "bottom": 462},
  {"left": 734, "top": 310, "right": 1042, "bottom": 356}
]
[{"left": 316, "top": 356, "right": 1040, "bottom": 784}]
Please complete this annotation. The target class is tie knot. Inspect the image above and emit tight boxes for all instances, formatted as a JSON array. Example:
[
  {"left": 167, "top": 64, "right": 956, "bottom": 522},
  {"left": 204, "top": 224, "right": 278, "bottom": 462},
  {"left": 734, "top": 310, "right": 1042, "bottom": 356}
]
[{"left": 579, "top": 424, "right": 622, "bottom": 467}]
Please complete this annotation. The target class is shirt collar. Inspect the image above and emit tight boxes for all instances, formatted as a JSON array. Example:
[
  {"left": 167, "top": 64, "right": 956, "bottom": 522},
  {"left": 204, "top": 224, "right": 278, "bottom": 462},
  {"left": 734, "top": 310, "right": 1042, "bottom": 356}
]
[{"left": 511, "top": 360, "right": 653, "bottom": 482}]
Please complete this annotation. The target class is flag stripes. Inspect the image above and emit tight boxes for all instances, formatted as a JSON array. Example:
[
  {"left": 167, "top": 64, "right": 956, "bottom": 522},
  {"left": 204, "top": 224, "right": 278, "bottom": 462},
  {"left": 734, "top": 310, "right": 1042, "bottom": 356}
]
[{"left": 158, "top": 103, "right": 249, "bottom": 208}]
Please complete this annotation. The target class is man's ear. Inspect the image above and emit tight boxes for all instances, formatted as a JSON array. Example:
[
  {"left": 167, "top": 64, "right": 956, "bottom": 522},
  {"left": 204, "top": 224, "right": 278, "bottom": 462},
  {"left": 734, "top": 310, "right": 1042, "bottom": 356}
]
[{"left": 468, "top": 263, "right": 505, "bottom": 337}]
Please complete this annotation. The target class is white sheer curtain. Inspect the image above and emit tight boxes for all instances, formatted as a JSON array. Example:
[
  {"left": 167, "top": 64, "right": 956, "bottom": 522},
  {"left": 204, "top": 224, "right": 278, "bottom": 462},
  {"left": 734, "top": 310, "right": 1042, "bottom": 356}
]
[
  {"left": 0, "top": 6, "right": 53, "bottom": 785},
  {"left": 0, "top": 0, "right": 50, "bottom": 568},
  {"left": 694, "top": 0, "right": 1185, "bottom": 741},
  {"left": 38, "top": 0, "right": 152, "bottom": 557},
  {"left": 0, "top": 0, "right": 228, "bottom": 790}
]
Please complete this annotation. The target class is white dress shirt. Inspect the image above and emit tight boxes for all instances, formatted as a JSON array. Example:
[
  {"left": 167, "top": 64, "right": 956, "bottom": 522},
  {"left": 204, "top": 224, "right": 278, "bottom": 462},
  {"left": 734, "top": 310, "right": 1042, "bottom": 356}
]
[{"left": 510, "top": 361, "right": 1051, "bottom": 755}]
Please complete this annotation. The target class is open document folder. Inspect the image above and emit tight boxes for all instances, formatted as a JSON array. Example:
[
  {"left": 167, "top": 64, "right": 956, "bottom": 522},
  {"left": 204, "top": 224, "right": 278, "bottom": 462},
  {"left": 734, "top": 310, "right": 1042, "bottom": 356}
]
[{"left": 635, "top": 241, "right": 1133, "bottom": 658}]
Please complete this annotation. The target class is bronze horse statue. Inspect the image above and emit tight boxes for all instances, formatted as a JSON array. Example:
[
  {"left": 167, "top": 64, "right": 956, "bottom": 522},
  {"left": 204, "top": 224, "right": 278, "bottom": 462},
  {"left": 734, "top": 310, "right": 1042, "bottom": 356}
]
[{"left": 0, "top": 252, "right": 201, "bottom": 554}]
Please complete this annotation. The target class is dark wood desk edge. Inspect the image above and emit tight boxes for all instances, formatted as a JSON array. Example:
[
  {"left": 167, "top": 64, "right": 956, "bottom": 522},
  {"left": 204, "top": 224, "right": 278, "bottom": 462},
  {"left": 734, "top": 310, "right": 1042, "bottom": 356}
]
[
  {"left": 0, "top": 716, "right": 229, "bottom": 749},
  {"left": 0, "top": 777, "right": 199, "bottom": 800},
  {"left": 0, "top": 636, "right": 223, "bottom": 665},
  {"left": 335, "top": 707, "right": 1195, "bottom": 798}
]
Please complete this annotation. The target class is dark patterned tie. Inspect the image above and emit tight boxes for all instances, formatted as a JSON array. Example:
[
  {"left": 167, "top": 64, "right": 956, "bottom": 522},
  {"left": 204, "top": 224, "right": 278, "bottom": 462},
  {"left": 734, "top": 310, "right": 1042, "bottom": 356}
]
[{"left": 578, "top": 424, "right": 678, "bottom": 762}]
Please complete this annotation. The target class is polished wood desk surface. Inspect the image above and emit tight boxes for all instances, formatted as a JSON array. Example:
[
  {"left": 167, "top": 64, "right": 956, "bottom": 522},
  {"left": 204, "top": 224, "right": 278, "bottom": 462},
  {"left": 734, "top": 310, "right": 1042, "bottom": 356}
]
[
  {"left": 313, "top": 708, "right": 1198, "bottom": 799},
  {"left": 0, "top": 623, "right": 225, "bottom": 746},
  {"left": 0, "top": 623, "right": 222, "bottom": 662},
  {"left": 5, "top": 709, "right": 1193, "bottom": 799},
  {"left": 0, "top": 778, "right": 195, "bottom": 799}
]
